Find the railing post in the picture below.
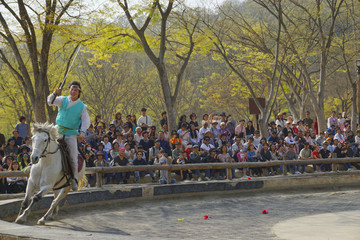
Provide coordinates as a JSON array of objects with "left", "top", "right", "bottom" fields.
[
  {"left": 167, "top": 157, "right": 172, "bottom": 184},
  {"left": 96, "top": 171, "right": 102, "bottom": 188}
]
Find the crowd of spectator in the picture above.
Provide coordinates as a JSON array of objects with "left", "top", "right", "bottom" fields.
[{"left": 1, "top": 109, "right": 360, "bottom": 192}]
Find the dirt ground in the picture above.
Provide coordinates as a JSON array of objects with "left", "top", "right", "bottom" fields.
[{"left": 24, "top": 189, "right": 360, "bottom": 239}]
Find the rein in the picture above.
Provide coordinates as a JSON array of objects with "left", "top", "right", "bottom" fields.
[{"left": 38, "top": 131, "right": 60, "bottom": 158}]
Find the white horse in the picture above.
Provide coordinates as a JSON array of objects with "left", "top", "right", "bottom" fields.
[{"left": 15, "top": 122, "right": 86, "bottom": 225}]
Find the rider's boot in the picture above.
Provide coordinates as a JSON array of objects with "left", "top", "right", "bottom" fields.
[{"left": 72, "top": 178, "right": 78, "bottom": 191}]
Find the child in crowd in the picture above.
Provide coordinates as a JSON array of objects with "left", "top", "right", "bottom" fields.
[{"left": 159, "top": 158, "right": 176, "bottom": 184}]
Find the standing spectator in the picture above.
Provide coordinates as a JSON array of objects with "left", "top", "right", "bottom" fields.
[
  {"left": 226, "top": 115, "right": 236, "bottom": 138},
  {"left": 189, "top": 113, "right": 199, "bottom": 130},
  {"left": 160, "top": 111, "right": 168, "bottom": 127},
  {"left": 112, "top": 112, "right": 124, "bottom": 131},
  {"left": 338, "top": 112, "right": 346, "bottom": 131},
  {"left": 15, "top": 116, "right": 30, "bottom": 139},
  {"left": 161, "top": 124, "right": 170, "bottom": 140},
  {"left": 177, "top": 115, "right": 188, "bottom": 130},
  {"left": 130, "top": 114, "right": 138, "bottom": 133},
  {"left": 303, "top": 111, "right": 314, "bottom": 130},
  {"left": 202, "top": 114, "right": 211, "bottom": 127},
  {"left": 327, "top": 111, "right": 338, "bottom": 128},
  {"left": 235, "top": 119, "right": 246, "bottom": 136}
]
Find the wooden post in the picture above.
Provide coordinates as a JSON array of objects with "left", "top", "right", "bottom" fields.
[
  {"left": 167, "top": 157, "right": 172, "bottom": 184},
  {"left": 227, "top": 168, "right": 232, "bottom": 180},
  {"left": 96, "top": 172, "right": 102, "bottom": 188}
]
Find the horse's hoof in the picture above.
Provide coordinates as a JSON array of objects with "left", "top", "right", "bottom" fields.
[
  {"left": 37, "top": 218, "right": 45, "bottom": 225},
  {"left": 15, "top": 216, "right": 26, "bottom": 224}
]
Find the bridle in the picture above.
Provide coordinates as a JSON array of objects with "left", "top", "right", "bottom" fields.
[{"left": 37, "top": 131, "right": 59, "bottom": 158}]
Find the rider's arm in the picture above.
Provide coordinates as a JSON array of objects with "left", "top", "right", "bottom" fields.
[
  {"left": 47, "top": 89, "right": 63, "bottom": 108},
  {"left": 80, "top": 105, "right": 91, "bottom": 134}
]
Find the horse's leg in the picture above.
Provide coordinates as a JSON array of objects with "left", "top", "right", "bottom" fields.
[
  {"left": 45, "top": 187, "right": 71, "bottom": 221},
  {"left": 17, "top": 181, "right": 35, "bottom": 217},
  {"left": 15, "top": 185, "right": 52, "bottom": 224}
]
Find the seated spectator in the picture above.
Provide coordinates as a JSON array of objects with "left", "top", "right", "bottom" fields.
[
  {"left": 210, "top": 121, "right": 219, "bottom": 141},
  {"left": 217, "top": 133, "right": 229, "bottom": 149},
  {"left": 6, "top": 160, "right": 27, "bottom": 193},
  {"left": 94, "top": 143, "right": 109, "bottom": 162},
  {"left": 101, "top": 135, "right": 112, "bottom": 154},
  {"left": 113, "top": 132, "right": 125, "bottom": 148},
  {"left": 298, "top": 142, "right": 312, "bottom": 173},
  {"left": 189, "top": 145, "right": 209, "bottom": 181},
  {"left": 124, "top": 143, "right": 135, "bottom": 164},
  {"left": 201, "top": 148, "right": 217, "bottom": 179},
  {"left": 311, "top": 145, "right": 321, "bottom": 172},
  {"left": 218, "top": 122, "right": 231, "bottom": 141},
  {"left": 4, "top": 139, "right": 18, "bottom": 156},
  {"left": 355, "top": 130, "right": 360, "bottom": 144},
  {"left": 84, "top": 152, "right": 95, "bottom": 186},
  {"left": 285, "top": 131, "right": 296, "bottom": 145},
  {"left": 334, "top": 128, "right": 345, "bottom": 142},
  {"left": 160, "top": 111, "right": 168, "bottom": 128},
  {"left": 149, "top": 140, "right": 162, "bottom": 165},
  {"left": 170, "top": 131, "right": 182, "bottom": 150},
  {"left": 200, "top": 136, "right": 215, "bottom": 153},
  {"left": 172, "top": 142, "right": 184, "bottom": 164},
  {"left": 245, "top": 121, "right": 255, "bottom": 139},
  {"left": 235, "top": 119, "right": 246, "bottom": 137},
  {"left": 162, "top": 124, "right": 170, "bottom": 140},
  {"left": 93, "top": 151, "right": 111, "bottom": 184},
  {"left": 319, "top": 143, "right": 332, "bottom": 172},
  {"left": 291, "top": 122, "right": 298, "bottom": 136},
  {"left": 199, "top": 122, "right": 210, "bottom": 141},
  {"left": 176, "top": 152, "right": 192, "bottom": 181},
  {"left": 133, "top": 151, "right": 155, "bottom": 183},
  {"left": 18, "top": 153, "right": 30, "bottom": 171},
  {"left": 284, "top": 144, "right": 298, "bottom": 174},
  {"left": 112, "top": 112, "right": 124, "bottom": 132},
  {"left": 125, "top": 134, "right": 137, "bottom": 152},
  {"left": 10, "top": 130, "right": 23, "bottom": 147},
  {"left": 113, "top": 148, "right": 131, "bottom": 184},
  {"left": 109, "top": 142, "right": 120, "bottom": 160},
  {"left": 2, "top": 155, "right": 14, "bottom": 170},
  {"left": 134, "top": 127, "right": 143, "bottom": 145},
  {"left": 106, "top": 124, "right": 117, "bottom": 143},
  {"left": 343, "top": 141, "right": 360, "bottom": 170},
  {"left": 260, "top": 143, "right": 277, "bottom": 175},
  {"left": 267, "top": 131, "right": 279, "bottom": 144},
  {"left": 218, "top": 145, "right": 234, "bottom": 179},
  {"left": 159, "top": 157, "right": 176, "bottom": 184},
  {"left": 247, "top": 144, "right": 260, "bottom": 176},
  {"left": 178, "top": 123, "right": 190, "bottom": 146},
  {"left": 178, "top": 115, "right": 188, "bottom": 130},
  {"left": 315, "top": 132, "right": 326, "bottom": 146},
  {"left": 189, "top": 123, "right": 200, "bottom": 145},
  {"left": 158, "top": 131, "right": 172, "bottom": 156},
  {"left": 23, "top": 137, "right": 32, "bottom": 152},
  {"left": 149, "top": 126, "right": 157, "bottom": 141}
]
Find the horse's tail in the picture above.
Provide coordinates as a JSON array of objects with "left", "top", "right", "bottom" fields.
[{"left": 77, "top": 163, "right": 88, "bottom": 190}]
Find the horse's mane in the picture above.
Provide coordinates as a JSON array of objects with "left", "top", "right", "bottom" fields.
[{"left": 32, "top": 122, "right": 59, "bottom": 140}]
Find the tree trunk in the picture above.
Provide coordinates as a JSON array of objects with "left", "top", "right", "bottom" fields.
[
  {"left": 258, "top": 116, "right": 268, "bottom": 138},
  {"left": 352, "top": 83, "right": 357, "bottom": 132}
]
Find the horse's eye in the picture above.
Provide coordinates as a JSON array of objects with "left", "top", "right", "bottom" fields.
[{"left": 44, "top": 139, "right": 47, "bottom": 142}]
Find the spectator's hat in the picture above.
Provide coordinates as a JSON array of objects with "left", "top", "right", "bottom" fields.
[
  {"left": 205, "top": 130, "right": 211, "bottom": 134},
  {"left": 155, "top": 139, "right": 160, "bottom": 144},
  {"left": 286, "top": 121, "right": 291, "bottom": 124},
  {"left": 220, "top": 112, "right": 226, "bottom": 116},
  {"left": 186, "top": 144, "right": 193, "bottom": 149},
  {"left": 292, "top": 122, "right": 297, "bottom": 125},
  {"left": 141, "top": 108, "right": 147, "bottom": 112},
  {"left": 340, "top": 140, "right": 345, "bottom": 144},
  {"left": 96, "top": 151, "right": 105, "bottom": 157},
  {"left": 220, "top": 122, "right": 226, "bottom": 126},
  {"left": 212, "top": 120, "right": 218, "bottom": 124},
  {"left": 193, "top": 145, "right": 199, "bottom": 148}
]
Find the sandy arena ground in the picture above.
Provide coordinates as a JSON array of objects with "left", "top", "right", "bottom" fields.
[{"left": 22, "top": 189, "right": 360, "bottom": 239}]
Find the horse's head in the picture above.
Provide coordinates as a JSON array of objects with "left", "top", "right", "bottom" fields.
[{"left": 30, "top": 122, "right": 58, "bottom": 164}]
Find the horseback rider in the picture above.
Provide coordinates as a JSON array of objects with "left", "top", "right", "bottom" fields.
[{"left": 47, "top": 81, "right": 90, "bottom": 191}]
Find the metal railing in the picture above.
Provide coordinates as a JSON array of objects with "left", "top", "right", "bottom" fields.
[{"left": 1, "top": 157, "right": 360, "bottom": 187}]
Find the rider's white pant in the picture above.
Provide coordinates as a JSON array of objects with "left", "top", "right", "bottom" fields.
[{"left": 58, "top": 134, "right": 78, "bottom": 181}]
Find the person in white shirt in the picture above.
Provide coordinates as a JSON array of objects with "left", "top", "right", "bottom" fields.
[
  {"left": 137, "top": 108, "right": 152, "bottom": 130},
  {"left": 285, "top": 132, "right": 296, "bottom": 145},
  {"left": 334, "top": 128, "right": 345, "bottom": 142},
  {"left": 200, "top": 136, "right": 214, "bottom": 152},
  {"left": 355, "top": 130, "right": 360, "bottom": 144}
]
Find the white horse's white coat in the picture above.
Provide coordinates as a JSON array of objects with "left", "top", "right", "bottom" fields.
[{"left": 15, "top": 122, "right": 86, "bottom": 225}]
